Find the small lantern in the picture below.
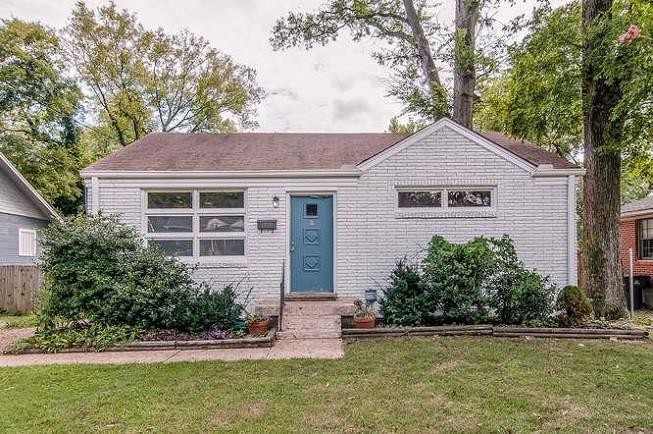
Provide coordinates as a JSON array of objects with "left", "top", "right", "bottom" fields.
[
  {"left": 364, "top": 288, "right": 378, "bottom": 305},
  {"left": 272, "top": 196, "right": 280, "bottom": 208}
]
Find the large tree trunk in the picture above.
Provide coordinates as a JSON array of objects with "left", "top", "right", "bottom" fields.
[
  {"left": 580, "top": 0, "right": 627, "bottom": 317},
  {"left": 453, "top": 0, "right": 480, "bottom": 129},
  {"left": 402, "top": 0, "right": 448, "bottom": 120}
]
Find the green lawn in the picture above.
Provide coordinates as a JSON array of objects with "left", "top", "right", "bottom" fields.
[
  {"left": 1, "top": 337, "right": 652, "bottom": 433},
  {"left": 0, "top": 314, "right": 37, "bottom": 329}
]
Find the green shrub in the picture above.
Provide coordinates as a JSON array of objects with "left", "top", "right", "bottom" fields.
[
  {"left": 484, "top": 237, "right": 557, "bottom": 325},
  {"left": 32, "top": 323, "right": 142, "bottom": 353},
  {"left": 381, "top": 235, "right": 558, "bottom": 327},
  {"left": 422, "top": 236, "right": 496, "bottom": 324},
  {"left": 380, "top": 259, "right": 433, "bottom": 326},
  {"left": 556, "top": 285, "right": 592, "bottom": 325},
  {"left": 40, "top": 214, "right": 246, "bottom": 333}
]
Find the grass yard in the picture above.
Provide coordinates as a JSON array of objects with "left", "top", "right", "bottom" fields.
[
  {"left": 0, "top": 314, "right": 38, "bottom": 329},
  {"left": 1, "top": 337, "right": 652, "bottom": 433}
]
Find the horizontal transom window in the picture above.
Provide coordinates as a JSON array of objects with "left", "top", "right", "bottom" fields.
[
  {"left": 397, "top": 187, "right": 494, "bottom": 209},
  {"left": 144, "top": 190, "right": 246, "bottom": 259}
]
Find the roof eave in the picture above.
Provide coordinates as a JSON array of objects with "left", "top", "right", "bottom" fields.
[
  {"left": 80, "top": 168, "right": 364, "bottom": 179},
  {"left": 531, "top": 164, "right": 585, "bottom": 177}
]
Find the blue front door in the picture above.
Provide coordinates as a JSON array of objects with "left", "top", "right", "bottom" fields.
[{"left": 290, "top": 195, "right": 334, "bottom": 292}]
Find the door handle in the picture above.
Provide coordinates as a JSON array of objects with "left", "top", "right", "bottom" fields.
[{"left": 290, "top": 241, "right": 295, "bottom": 252}]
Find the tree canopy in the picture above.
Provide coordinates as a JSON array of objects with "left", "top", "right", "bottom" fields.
[
  {"left": 0, "top": 2, "right": 264, "bottom": 214},
  {"left": 475, "top": 0, "right": 653, "bottom": 202},
  {"left": 0, "top": 18, "right": 84, "bottom": 213}
]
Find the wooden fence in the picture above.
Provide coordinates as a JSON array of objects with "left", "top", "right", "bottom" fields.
[{"left": 0, "top": 265, "right": 42, "bottom": 313}]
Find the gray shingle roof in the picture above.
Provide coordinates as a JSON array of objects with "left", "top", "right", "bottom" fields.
[{"left": 622, "top": 195, "right": 653, "bottom": 214}]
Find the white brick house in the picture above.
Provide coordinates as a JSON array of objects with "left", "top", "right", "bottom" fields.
[{"left": 81, "top": 119, "right": 583, "bottom": 305}]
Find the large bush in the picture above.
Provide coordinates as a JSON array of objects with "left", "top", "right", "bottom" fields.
[
  {"left": 380, "top": 258, "right": 433, "bottom": 326},
  {"left": 422, "top": 236, "right": 496, "bottom": 324},
  {"left": 381, "top": 235, "right": 558, "bottom": 326},
  {"left": 40, "top": 214, "right": 246, "bottom": 332}
]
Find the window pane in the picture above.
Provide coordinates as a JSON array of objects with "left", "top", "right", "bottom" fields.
[
  {"left": 149, "top": 239, "right": 193, "bottom": 257},
  {"left": 200, "top": 239, "right": 245, "bottom": 256},
  {"left": 448, "top": 190, "right": 492, "bottom": 207},
  {"left": 148, "top": 192, "right": 192, "bottom": 209},
  {"left": 305, "top": 203, "right": 318, "bottom": 217},
  {"left": 642, "top": 240, "right": 653, "bottom": 259},
  {"left": 200, "top": 192, "right": 244, "bottom": 208},
  {"left": 148, "top": 216, "right": 192, "bottom": 233},
  {"left": 398, "top": 191, "right": 442, "bottom": 208},
  {"left": 200, "top": 216, "right": 244, "bottom": 232}
]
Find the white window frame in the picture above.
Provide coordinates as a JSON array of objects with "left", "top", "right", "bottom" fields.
[
  {"left": 396, "top": 186, "right": 497, "bottom": 212},
  {"left": 142, "top": 189, "right": 247, "bottom": 262},
  {"left": 18, "top": 229, "right": 37, "bottom": 257}
]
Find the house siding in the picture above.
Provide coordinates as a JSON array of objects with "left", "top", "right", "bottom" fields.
[
  {"left": 91, "top": 125, "right": 574, "bottom": 305},
  {"left": 0, "top": 163, "right": 44, "bottom": 218},
  {"left": 0, "top": 212, "right": 48, "bottom": 264}
]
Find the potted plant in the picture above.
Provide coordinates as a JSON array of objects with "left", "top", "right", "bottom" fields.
[
  {"left": 353, "top": 299, "right": 376, "bottom": 329},
  {"left": 246, "top": 313, "right": 271, "bottom": 335}
]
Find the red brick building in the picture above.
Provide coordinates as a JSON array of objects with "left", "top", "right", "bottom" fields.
[{"left": 620, "top": 195, "right": 653, "bottom": 307}]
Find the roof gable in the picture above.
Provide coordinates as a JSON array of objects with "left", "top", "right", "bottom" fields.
[{"left": 0, "top": 152, "right": 59, "bottom": 220}]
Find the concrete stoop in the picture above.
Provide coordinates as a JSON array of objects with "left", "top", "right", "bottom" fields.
[{"left": 277, "top": 314, "right": 342, "bottom": 340}]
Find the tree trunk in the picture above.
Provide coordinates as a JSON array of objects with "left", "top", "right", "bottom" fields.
[
  {"left": 453, "top": 0, "right": 480, "bottom": 129},
  {"left": 580, "top": 0, "right": 627, "bottom": 317},
  {"left": 402, "top": 0, "right": 448, "bottom": 120}
]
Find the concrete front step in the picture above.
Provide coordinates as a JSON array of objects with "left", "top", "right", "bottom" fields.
[
  {"left": 282, "top": 315, "right": 341, "bottom": 331},
  {"left": 256, "top": 297, "right": 357, "bottom": 317},
  {"left": 276, "top": 330, "right": 342, "bottom": 340}
]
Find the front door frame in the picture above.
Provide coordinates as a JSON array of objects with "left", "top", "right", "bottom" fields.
[{"left": 286, "top": 190, "right": 337, "bottom": 294}]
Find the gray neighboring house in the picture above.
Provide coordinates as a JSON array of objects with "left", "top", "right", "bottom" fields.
[{"left": 0, "top": 152, "right": 59, "bottom": 264}]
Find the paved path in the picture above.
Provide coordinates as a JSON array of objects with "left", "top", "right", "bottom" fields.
[
  {"left": 0, "top": 338, "right": 344, "bottom": 367},
  {"left": 0, "top": 327, "right": 35, "bottom": 354}
]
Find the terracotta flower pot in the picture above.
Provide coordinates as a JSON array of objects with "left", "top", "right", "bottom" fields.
[
  {"left": 354, "top": 317, "right": 376, "bottom": 329},
  {"left": 248, "top": 319, "right": 270, "bottom": 336}
]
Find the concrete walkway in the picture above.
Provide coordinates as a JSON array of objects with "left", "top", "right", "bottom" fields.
[{"left": 0, "top": 338, "right": 344, "bottom": 367}]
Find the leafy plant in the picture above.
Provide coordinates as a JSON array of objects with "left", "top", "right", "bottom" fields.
[
  {"left": 245, "top": 313, "right": 268, "bottom": 325},
  {"left": 422, "top": 235, "right": 497, "bottom": 325},
  {"left": 39, "top": 214, "right": 246, "bottom": 333},
  {"left": 31, "top": 322, "right": 141, "bottom": 353},
  {"left": 380, "top": 258, "right": 433, "bottom": 326},
  {"left": 381, "top": 235, "right": 557, "bottom": 327},
  {"left": 556, "top": 285, "right": 593, "bottom": 326},
  {"left": 353, "top": 299, "right": 376, "bottom": 319}
]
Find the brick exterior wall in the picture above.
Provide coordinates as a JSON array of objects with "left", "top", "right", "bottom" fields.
[
  {"left": 89, "top": 124, "right": 576, "bottom": 305},
  {"left": 620, "top": 213, "right": 653, "bottom": 277}
]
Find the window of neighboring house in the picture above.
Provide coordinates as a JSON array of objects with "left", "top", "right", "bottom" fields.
[
  {"left": 397, "top": 187, "right": 494, "bottom": 209},
  {"left": 18, "top": 229, "right": 36, "bottom": 257},
  {"left": 638, "top": 218, "right": 653, "bottom": 259},
  {"left": 145, "top": 190, "right": 246, "bottom": 259}
]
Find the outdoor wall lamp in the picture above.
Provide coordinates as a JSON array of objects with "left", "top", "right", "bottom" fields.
[{"left": 272, "top": 196, "right": 280, "bottom": 208}]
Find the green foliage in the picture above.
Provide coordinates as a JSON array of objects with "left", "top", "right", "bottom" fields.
[
  {"left": 381, "top": 235, "right": 558, "bottom": 326},
  {"left": 475, "top": 0, "right": 653, "bottom": 202},
  {"left": 556, "top": 285, "right": 593, "bottom": 326},
  {"left": 380, "top": 258, "right": 432, "bottom": 326},
  {"left": 423, "top": 235, "right": 496, "bottom": 324},
  {"left": 31, "top": 322, "right": 141, "bottom": 353},
  {"left": 65, "top": 2, "right": 263, "bottom": 148},
  {"left": 0, "top": 18, "right": 84, "bottom": 212},
  {"left": 40, "top": 213, "right": 246, "bottom": 333}
]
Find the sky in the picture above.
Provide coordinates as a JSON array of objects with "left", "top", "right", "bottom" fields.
[{"left": 0, "top": 0, "right": 567, "bottom": 133}]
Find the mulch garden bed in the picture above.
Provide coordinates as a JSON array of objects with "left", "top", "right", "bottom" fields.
[{"left": 8, "top": 328, "right": 277, "bottom": 354}]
